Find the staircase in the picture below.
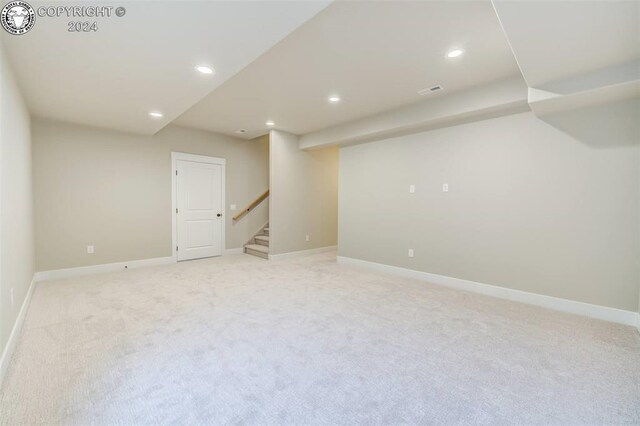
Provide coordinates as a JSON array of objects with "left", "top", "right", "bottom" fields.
[{"left": 244, "top": 224, "right": 269, "bottom": 259}]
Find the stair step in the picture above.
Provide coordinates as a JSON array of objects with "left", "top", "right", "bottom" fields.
[
  {"left": 255, "top": 235, "right": 269, "bottom": 246},
  {"left": 245, "top": 244, "right": 268, "bottom": 253},
  {"left": 245, "top": 244, "right": 269, "bottom": 259}
]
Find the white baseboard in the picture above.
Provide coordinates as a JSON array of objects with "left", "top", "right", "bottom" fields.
[
  {"left": 224, "top": 248, "right": 244, "bottom": 255},
  {"left": 35, "top": 249, "right": 252, "bottom": 281},
  {"left": 35, "top": 256, "right": 176, "bottom": 282},
  {"left": 269, "top": 245, "right": 337, "bottom": 261},
  {"left": 0, "top": 274, "right": 36, "bottom": 388},
  {"left": 337, "top": 256, "right": 638, "bottom": 327}
]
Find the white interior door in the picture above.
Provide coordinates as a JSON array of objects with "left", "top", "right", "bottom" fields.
[{"left": 176, "top": 159, "right": 223, "bottom": 261}]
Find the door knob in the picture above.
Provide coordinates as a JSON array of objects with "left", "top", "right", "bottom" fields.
[{"left": 217, "top": 213, "right": 222, "bottom": 217}]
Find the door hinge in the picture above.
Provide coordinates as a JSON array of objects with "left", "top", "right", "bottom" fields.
[
  {"left": 176, "top": 170, "right": 178, "bottom": 176},
  {"left": 176, "top": 246, "right": 179, "bottom": 252},
  {"left": 176, "top": 208, "right": 178, "bottom": 214}
]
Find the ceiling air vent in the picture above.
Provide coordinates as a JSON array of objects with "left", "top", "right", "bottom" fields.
[
  {"left": 235, "top": 129, "right": 247, "bottom": 134},
  {"left": 418, "top": 85, "right": 443, "bottom": 96}
]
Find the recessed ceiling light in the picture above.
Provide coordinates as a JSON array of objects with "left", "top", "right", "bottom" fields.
[
  {"left": 328, "top": 96, "right": 341, "bottom": 103},
  {"left": 149, "top": 111, "right": 163, "bottom": 118},
  {"left": 196, "top": 65, "right": 214, "bottom": 75},
  {"left": 447, "top": 49, "right": 464, "bottom": 58},
  {"left": 265, "top": 120, "right": 275, "bottom": 126},
  {"left": 235, "top": 129, "right": 247, "bottom": 134}
]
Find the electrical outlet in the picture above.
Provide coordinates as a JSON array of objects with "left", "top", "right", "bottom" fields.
[
  {"left": 87, "top": 245, "right": 94, "bottom": 254},
  {"left": 305, "top": 235, "right": 310, "bottom": 242},
  {"left": 408, "top": 249, "right": 414, "bottom": 258},
  {"left": 409, "top": 184, "right": 415, "bottom": 193},
  {"left": 230, "top": 204, "right": 237, "bottom": 211},
  {"left": 10, "top": 288, "right": 14, "bottom": 306},
  {"left": 442, "top": 183, "right": 449, "bottom": 192}
]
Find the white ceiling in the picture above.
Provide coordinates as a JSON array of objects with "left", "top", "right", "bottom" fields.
[
  {"left": 2, "top": 1, "right": 330, "bottom": 134},
  {"left": 6, "top": 1, "right": 633, "bottom": 140},
  {"left": 175, "top": 1, "right": 521, "bottom": 139},
  {"left": 493, "top": 1, "right": 640, "bottom": 88}
]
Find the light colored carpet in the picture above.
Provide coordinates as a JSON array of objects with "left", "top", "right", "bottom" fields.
[{"left": 1, "top": 252, "right": 639, "bottom": 425}]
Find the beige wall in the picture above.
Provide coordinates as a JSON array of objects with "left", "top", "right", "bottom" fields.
[
  {"left": 33, "top": 119, "right": 269, "bottom": 271},
  {"left": 269, "top": 130, "right": 338, "bottom": 255},
  {"left": 0, "top": 41, "right": 35, "bottom": 355},
  {"left": 338, "top": 107, "right": 639, "bottom": 312}
]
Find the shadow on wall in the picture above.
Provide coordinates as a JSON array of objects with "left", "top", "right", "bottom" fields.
[{"left": 540, "top": 98, "right": 640, "bottom": 149}]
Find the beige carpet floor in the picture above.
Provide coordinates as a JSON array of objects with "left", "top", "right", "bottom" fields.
[{"left": 0, "top": 252, "right": 639, "bottom": 425}]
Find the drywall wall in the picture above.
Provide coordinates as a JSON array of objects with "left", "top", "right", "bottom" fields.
[
  {"left": 338, "top": 106, "right": 639, "bottom": 312},
  {"left": 0, "top": 41, "right": 35, "bottom": 355},
  {"left": 269, "top": 130, "right": 338, "bottom": 255},
  {"left": 32, "top": 119, "right": 269, "bottom": 271}
]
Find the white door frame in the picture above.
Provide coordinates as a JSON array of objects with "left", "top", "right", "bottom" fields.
[{"left": 171, "top": 152, "right": 226, "bottom": 261}]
